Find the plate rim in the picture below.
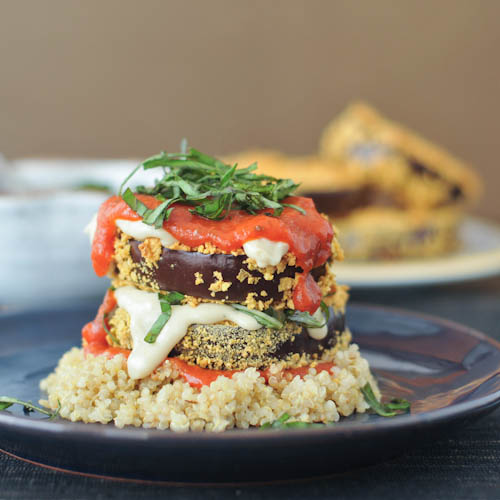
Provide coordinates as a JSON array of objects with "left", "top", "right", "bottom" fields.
[
  {"left": 1, "top": 303, "right": 500, "bottom": 444},
  {"left": 335, "top": 216, "right": 500, "bottom": 288}
]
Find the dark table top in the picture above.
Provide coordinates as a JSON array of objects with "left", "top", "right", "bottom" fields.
[{"left": 1, "top": 276, "right": 500, "bottom": 500}]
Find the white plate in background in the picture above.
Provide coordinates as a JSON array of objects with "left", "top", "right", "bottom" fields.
[{"left": 335, "top": 217, "right": 500, "bottom": 288}]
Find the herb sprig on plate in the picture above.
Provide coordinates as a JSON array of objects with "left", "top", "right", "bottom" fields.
[
  {"left": 360, "top": 383, "right": 411, "bottom": 417},
  {"left": 260, "top": 413, "right": 328, "bottom": 429},
  {"left": 0, "top": 396, "right": 61, "bottom": 419},
  {"left": 119, "top": 146, "right": 303, "bottom": 226}
]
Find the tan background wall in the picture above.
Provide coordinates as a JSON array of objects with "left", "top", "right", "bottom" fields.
[{"left": 0, "top": 0, "right": 499, "bottom": 216}]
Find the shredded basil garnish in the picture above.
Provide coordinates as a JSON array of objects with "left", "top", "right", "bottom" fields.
[
  {"left": 320, "top": 300, "right": 330, "bottom": 323},
  {"left": 231, "top": 304, "right": 284, "bottom": 329},
  {"left": 286, "top": 310, "right": 324, "bottom": 328},
  {"left": 361, "top": 383, "right": 411, "bottom": 417},
  {"left": 0, "top": 397, "right": 61, "bottom": 419},
  {"left": 102, "top": 312, "right": 119, "bottom": 346},
  {"left": 285, "top": 301, "right": 330, "bottom": 328},
  {"left": 281, "top": 203, "right": 306, "bottom": 215},
  {"left": 260, "top": 413, "right": 328, "bottom": 429},
  {"left": 119, "top": 145, "right": 302, "bottom": 224},
  {"left": 230, "top": 304, "right": 330, "bottom": 330},
  {"left": 144, "top": 292, "right": 185, "bottom": 344}
]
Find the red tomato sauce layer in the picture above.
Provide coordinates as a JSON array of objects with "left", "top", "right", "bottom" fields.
[
  {"left": 91, "top": 194, "right": 333, "bottom": 313},
  {"left": 170, "top": 358, "right": 335, "bottom": 389},
  {"left": 82, "top": 289, "right": 130, "bottom": 359}
]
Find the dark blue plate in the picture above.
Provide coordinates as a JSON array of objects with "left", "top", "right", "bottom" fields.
[{"left": 1, "top": 304, "right": 499, "bottom": 484}]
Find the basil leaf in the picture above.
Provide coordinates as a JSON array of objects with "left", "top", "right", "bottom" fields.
[
  {"left": 231, "top": 304, "right": 283, "bottom": 329},
  {"left": 268, "top": 308, "right": 286, "bottom": 324},
  {"left": 220, "top": 164, "right": 237, "bottom": 187},
  {"left": 385, "top": 399, "right": 411, "bottom": 412},
  {"left": 102, "top": 313, "right": 119, "bottom": 346},
  {"left": 142, "top": 198, "right": 172, "bottom": 226},
  {"left": 320, "top": 301, "right": 330, "bottom": 324},
  {"left": 122, "top": 188, "right": 150, "bottom": 216},
  {"left": 281, "top": 203, "right": 306, "bottom": 215},
  {"left": 260, "top": 413, "right": 329, "bottom": 430},
  {"left": 144, "top": 303, "right": 171, "bottom": 344},
  {"left": 164, "top": 291, "right": 185, "bottom": 304},
  {"left": 189, "top": 147, "right": 226, "bottom": 169},
  {"left": 143, "top": 292, "right": 185, "bottom": 343},
  {"left": 361, "top": 383, "right": 411, "bottom": 417},
  {"left": 286, "top": 310, "right": 326, "bottom": 328},
  {"left": 260, "top": 413, "right": 291, "bottom": 429}
]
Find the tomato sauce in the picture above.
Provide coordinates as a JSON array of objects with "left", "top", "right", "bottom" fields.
[
  {"left": 91, "top": 194, "right": 333, "bottom": 312},
  {"left": 292, "top": 273, "right": 324, "bottom": 314},
  {"left": 82, "top": 289, "right": 130, "bottom": 359},
  {"left": 168, "top": 358, "right": 240, "bottom": 388},
  {"left": 166, "top": 358, "right": 334, "bottom": 388}
]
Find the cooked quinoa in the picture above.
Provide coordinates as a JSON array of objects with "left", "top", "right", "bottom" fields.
[{"left": 40, "top": 344, "right": 378, "bottom": 432}]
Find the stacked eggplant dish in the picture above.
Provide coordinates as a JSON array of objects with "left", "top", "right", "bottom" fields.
[{"left": 40, "top": 148, "right": 381, "bottom": 431}]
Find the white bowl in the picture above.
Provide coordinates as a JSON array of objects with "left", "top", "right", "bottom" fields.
[{"left": 0, "top": 157, "right": 160, "bottom": 308}]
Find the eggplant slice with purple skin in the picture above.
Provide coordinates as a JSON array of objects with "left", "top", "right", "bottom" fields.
[{"left": 124, "top": 240, "right": 327, "bottom": 302}]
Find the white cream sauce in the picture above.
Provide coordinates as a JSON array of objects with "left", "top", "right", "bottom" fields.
[
  {"left": 306, "top": 308, "right": 328, "bottom": 340},
  {"left": 243, "top": 238, "right": 289, "bottom": 267},
  {"left": 115, "top": 219, "right": 178, "bottom": 247},
  {"left": 114, "top": 286, "right": 261, "bottom": 379}
]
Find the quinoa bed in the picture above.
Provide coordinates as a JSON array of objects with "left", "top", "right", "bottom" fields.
[{"left": 40, "top": 344, "right": 378, "bottom": 432}]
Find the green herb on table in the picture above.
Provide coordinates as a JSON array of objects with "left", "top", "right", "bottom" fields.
[
  {"left": 361, "top": 383, "right": 411, "bottom": 417},
  {"left": 144, "top": 291, "right": 185, "bottom": 343},
  {"left": 231, "top": 304, "right": 284, "bottom": 329},
  {"left": 0, "top": 397, "right": 60, "bottom": 419},
  {"left": 119, "top": 145, "right": 302, "bottom": 225}
]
